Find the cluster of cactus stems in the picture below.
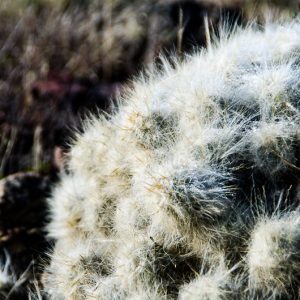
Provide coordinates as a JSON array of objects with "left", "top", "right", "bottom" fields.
[{"left": 43, "top": 20, "right": 300, "bottom": 299}]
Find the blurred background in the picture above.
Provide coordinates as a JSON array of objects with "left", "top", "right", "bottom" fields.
[{"left": 0, "top": 0, "right": 299, "bottom": 298}]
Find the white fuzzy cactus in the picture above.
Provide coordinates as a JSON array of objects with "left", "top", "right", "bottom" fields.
[{"left": 44, "top": 19, "right": 300, "bottom": 299}]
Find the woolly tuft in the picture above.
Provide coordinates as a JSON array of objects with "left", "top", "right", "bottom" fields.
[{"left": 44, "top": 19, "right": 300, "bottom": 299}]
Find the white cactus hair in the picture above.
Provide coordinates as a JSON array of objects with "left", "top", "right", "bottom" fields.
[
  {"left": 178, "top": 256, "right": 241, "bottom": 300},
  {"left": 43, "top": 17, "right": 300, "bottom": 299},
  {"left": 248, "top": 212, "right": 300, "bottom": 298},
  {"left": 0, "top": 250, "right": 30, "bottom": 298},
  {"left": 0, "top": 251, "right": 15, "bottom": 298}
]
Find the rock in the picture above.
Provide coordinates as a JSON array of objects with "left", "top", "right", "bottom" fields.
[
  {"left": 0, "top": 172, "right": 51, "bottom": 298},
  {"left": 0, "top": 172, "right": 50, "bottom": 232}
]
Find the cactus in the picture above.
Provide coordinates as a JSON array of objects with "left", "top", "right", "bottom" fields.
[{"left": 44, "top": 19, "right": 300, "bottom": 299}]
